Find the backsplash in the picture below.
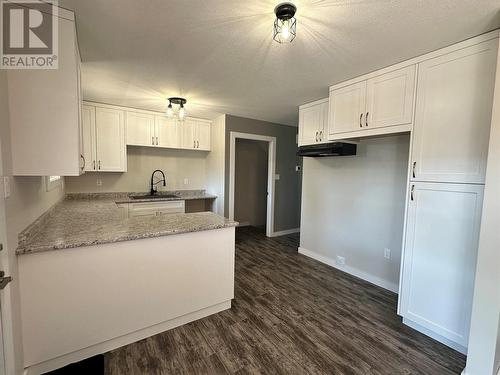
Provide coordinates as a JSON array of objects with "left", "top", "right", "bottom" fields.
[{"left": 65, "top": 146, "right": 208, "bottom": 193}]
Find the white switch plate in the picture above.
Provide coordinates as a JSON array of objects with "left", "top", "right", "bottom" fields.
[
  {"left": 3, "top": 176, "right": 10, "bottom": 198},
  {"left": 336, "top": 256, "right": 346, "bottom": 267},
  {"left": 384, "top": 248, "right": 391, "bottom": 259}
]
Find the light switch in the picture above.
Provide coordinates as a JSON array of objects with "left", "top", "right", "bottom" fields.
[{"left": 3, "top": 177, "right": 10, "bottom": 198}]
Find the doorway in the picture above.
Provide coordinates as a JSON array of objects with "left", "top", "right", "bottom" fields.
[{"left": 229, "top": 132, "right": 276, "bottom": 237}]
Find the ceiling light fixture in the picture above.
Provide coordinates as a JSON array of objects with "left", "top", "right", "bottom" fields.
[
  {"left": 273, "top": 2, "right": 297, "bottom": 44},
  {"left": 166, "top": 97, "right": 187, "bottom": 121}
]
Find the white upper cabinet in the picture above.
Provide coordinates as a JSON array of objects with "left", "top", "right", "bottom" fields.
[
  {"left": 82, "top": 104, "right": 127, "bottom": 172},
  {"left": 328, "top": 81, "right": 367, "bottom": 135},
  {"left": 196, "top": 121, "right": 211, "bottom": 151},
  {"left": 180, "top": 119, "right": 211, "bottom": 150},
  {"left": 411, "top": 39, "right": 498, "bottom": 184},
  {"left": 82, "top": 105, "right": 96, "bottom": 172},
  {"left": 8, "top": 9, "right": 83, "bottom": 176},
  {"left": 399, "top": 182, "right": 484, "bottom": 349},
  {"left": 126, "top": 112, "right": 155, "bottom": 147},
  {"left": 155, "top": 117, "right": 179, "bottom": 148},
  {"left": 327, "top": 66, "right": 416, "bottom": 140},
  {"left": 365, "top": 66, "right": 416, "bottom": 129},
  {"left": 298, "top": 99, "right": 328, "bottom": 146}
]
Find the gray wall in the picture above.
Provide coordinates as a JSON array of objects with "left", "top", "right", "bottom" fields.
[
  {"left": 234, "top": 139, "right": 268, "bottom": 227},
  {"left": 300, "top": 135, "right": 410, "bottom": 292},
  {"left": 224, "top": 115, "right": 301, "bottom": 232}
]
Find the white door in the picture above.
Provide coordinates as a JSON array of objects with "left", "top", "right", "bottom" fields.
[
  {"left": 81, "top": 105, "right": 96, "bottom": 172},
  {"left": 411, "top": 39, "right": 498, "bottom": 184},
  {"left": 155, "top": 116, "right": 179, "bottom": 148},
  {"left": 95, "top": 107, "right": 126, "bottom": 172},
  {"left": 328, "top": 81, "right": 367, "bottom": 135},
  {"left": 180, "top": 119, "right": 196, "bottom": 149},
  {"left": 365, "top": 65, "right": 416, "bottom": 129},
  {"left": 196, "top": 121, "right": 211, "bottom": 151},
  {"left": 399, "top": 182, "right": 484, "bottom": 347},
  {"left": 299, "top": 104, "right": 322, "bottom": 146},
  {"left": 126, "top": 112, "right": 155, "bottom": 147}
]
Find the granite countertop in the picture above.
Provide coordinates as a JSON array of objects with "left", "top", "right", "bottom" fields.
[
  {"left": 17, "top": 193, "right": 236, "bottom": 255},
  {"left": 65, "top": 190, "right": 218, "bottom": 204}
]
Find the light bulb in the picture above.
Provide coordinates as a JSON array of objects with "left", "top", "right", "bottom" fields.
[
  {"left": 178, "top": 105, "right": 186, "bottom": 121},
  {"left": 166, "top": 103, "right": 173, "bottom": 118},
  {"left": 281, "top": 20, "right": 290, "bottom": 41}
]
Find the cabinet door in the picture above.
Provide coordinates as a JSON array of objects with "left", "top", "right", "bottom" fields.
[
  {"left": 399, "top": 182, "right": 484, "bottom": 347},
  {"left": 411, "top": 40, "right": 498, "bottom": 184},
  {"left": 365, "top": 66, "right": 416, "bottom": 129},
  {"left": 95, "top": 107, "right": 127, "bottom": 172},
  {"left": 126, "top": 112, "right": 155, "bottom": 147},
  {"left": 155, "top": 116, "right": 179, "bottom": 148},
  {"left": 81, "top": 105, "right": 96, "bottom": 172},
  {"left": 180, "top": 119, "right": 197, "bottom": 149},
  {"left": 196, "top": 121, "right": 211, "bottom": 151},
  {"left": 299, "top": 103, "right": 322, "bottom": 146},
  {"left": 328, "top": 81, "right": 367, "bottom": 135}
]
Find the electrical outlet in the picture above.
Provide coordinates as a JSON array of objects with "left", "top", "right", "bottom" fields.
[
  {"left": 96, "top": 178, "right": 102, "bottom": 186},
  {"left": 184, "top": 178, "right": 189, "bottom": 185},
  {"left": 275, "top": 174, "right": 280, "bottom": 180},
  {"left": 384, "top": 248, "right": 391, "bottom": 260},
  {"left": 3, "top": 176, "right": 10, "bottom": 198},
  {"left": 336, "top": 256, "right": 346, "bottom": 267}
]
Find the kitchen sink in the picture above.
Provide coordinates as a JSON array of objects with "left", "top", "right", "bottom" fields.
[{"left": 130, "top": 194, "right": 180, "bottom": 200}]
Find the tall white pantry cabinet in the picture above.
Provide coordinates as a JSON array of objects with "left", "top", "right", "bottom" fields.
[
  {"left": 398, "top": 37, "right": 497, "bottom": 353},
  {"left": 298, "top": 31, "right": 499, "bottom": 353}
]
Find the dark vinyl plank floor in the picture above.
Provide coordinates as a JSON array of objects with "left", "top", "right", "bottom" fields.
[{"left": 105, "top": 227, "right": 466, "bottom": 375}]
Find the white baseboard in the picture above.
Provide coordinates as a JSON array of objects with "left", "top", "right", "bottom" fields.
[
  {"left": 403, "top": 318, "right": 467, "bottom": 355},
  {"left": 270, "top": 228, "right": 300, "bottom": 237},
  {"left": 24, "top": 300, "right": 231, "bottom": 375},
  {"left": 298, "top": 247, "right": 399, "bottom": 293}
]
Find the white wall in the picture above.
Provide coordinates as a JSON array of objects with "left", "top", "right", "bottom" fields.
[
  {"left": 464, "top": 40, "right": 500, "bottom": 375},
  {"left": 0, "top": 71, "right": 66, "bottom": 374},
  {"left": 206, "top": 115, "right": 226, "bottom": 216},
  {"left": 299, "top": 134, "right": 410, "bottom": 292},
  {"left": 65, "top": 146, "right": 208, "bottom": 193}
]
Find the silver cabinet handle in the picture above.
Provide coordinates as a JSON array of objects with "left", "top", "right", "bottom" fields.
[
  {"left": 156, "top": 137, "right": 159, "bottom": 145},
  {"left": 319, "top": 131, "right": 323, "bottom": 141},
  {"left": 366, "top": 112, "right": 369, "bottom": 127},
  {"left": 193, "top": 140, "right": 196, "bottom": 148},
  {"left": 80, "top": 154, "right": 85, "bottom": 171},
  {"left": 152, "top": 136, "right": 155, "bottom": 146},
  {"left": 412, "top": 162, "right": 416, "bottom": 178},
  {"left": 315, "top": 131, "right": 318, "bottom": 142},
  {"left": 359, "top": 113, "right": 363, "bottom": 128},
  {"left": 93, "top": 160, "right": 96, "bottom": 170},
  {"left": 98, "top": 160, "right": 101, "bottom": 170},
  {"left": 197, "top": 141, "right": 199, "bottom": 148},
  {"left": 410, "top": 185, "right": 415, "bottom": 201}
]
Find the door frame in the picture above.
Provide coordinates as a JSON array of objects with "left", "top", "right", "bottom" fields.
[{"left": 228, "top": 132, "right": 276, "bottom": 237}]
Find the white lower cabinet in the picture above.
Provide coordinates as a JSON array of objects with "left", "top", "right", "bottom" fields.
[
  {"left": 127, "top": 200, "right": 185, "bottom": 218},
  {"left": 399, "top": 182, "right": 484, "bottom": 350},
  {"left": 82, "top": 104, "right": 127, "bottom": 172}
]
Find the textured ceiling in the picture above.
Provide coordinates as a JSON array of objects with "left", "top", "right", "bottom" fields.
[{"left": 60, "top": 0, "right": 500, "bottom": 126}]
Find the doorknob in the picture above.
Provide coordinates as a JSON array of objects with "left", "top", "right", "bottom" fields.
[{"left": 0, "top": 271, "right": 12, "bottom": 290}]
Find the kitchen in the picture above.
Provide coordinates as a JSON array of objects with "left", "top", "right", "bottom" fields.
[{"left": 0, "top": 1, "right": 499, "bottom": 375}]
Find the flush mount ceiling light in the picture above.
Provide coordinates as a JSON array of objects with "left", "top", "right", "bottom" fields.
[
  {"left": 166, "top": 97, "right": 187, "bottom": 121},
  {"left": 273, "top": 2, "right": 297, "bottom": 44}
]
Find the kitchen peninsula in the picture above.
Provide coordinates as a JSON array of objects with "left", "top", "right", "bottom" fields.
[{"left": 16, "top": 193, "right": 237, "bottom": 375}]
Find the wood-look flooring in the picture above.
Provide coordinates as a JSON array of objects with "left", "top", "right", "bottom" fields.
[{"left": 105, "top": 227, "right": 466, "bottom": 375}]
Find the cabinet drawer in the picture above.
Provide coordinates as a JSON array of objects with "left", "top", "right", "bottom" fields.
[{"left": 128, "top": 200, "right": 186, "bottom": 217}]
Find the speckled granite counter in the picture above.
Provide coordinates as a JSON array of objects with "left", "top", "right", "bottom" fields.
[
  {"left": 17, "top": 194, "right": 236, "bottom": 255},
  {"left": 66, "top": 190, "right": 218, "bottom": 204}
]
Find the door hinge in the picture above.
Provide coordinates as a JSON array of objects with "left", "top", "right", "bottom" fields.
[{"left": 0, "top": 271, "right": 12, "bottom": 290}]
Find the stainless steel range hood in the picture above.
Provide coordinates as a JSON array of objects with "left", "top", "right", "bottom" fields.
[{"left": 297, "top": 142, "right": 357, "bottom": 157}]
